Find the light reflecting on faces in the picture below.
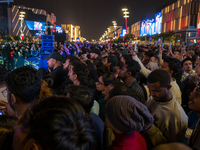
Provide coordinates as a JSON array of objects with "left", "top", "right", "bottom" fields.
[
  {"left": 182, "top": 60, "right": 193, "bottom": 73},
  {"left": 147, "top": 82, "right": 168, "bottom": 102}
]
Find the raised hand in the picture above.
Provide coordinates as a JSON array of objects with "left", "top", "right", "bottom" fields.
[{"left": 0, "top": 100, "right": 16, "bottom": 117}]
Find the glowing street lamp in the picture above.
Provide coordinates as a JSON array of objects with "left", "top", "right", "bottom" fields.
[
  {"left": 19, "top": 11, "right": 25, "bottom": 40},
  {"left": 112, "top": 21, "right": 117, "bottom": 39},
  {"left": 105, "top": 31, "right": 108, "bottom": 39},
  {"left": 122, "top": 8, "right": 129, "bottom": 31},
  {"left": 107, "top": 28, "right": 111, "bottom": 38}
]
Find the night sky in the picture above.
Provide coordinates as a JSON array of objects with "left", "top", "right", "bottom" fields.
[{"left": 13, "top": 0, "right": 177, "bottom": 40}]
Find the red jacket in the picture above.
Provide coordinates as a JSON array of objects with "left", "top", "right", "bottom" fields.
[
  {"left": 9, "top": 49, "right": 14, "bottom": 57},
  {"left": 109, "top": 131, "right": 147, "bottom": 150}
]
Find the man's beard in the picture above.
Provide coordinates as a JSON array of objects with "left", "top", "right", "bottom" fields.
[{"left": 48, "top": 67, "right": 53, "bottom": 72}]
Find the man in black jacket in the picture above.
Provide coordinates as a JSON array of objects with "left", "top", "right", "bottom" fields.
[{"left": 44, "top": 52, "right": 65, "bottom": 92}]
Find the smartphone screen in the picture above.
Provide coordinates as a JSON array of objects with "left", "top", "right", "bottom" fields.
[
  {"left": 0, "top": 110, "right": 2, "bottom": 115},
  {"left": 162, "top": 43, "right": 164, "bottom": 47},
  {"left": 134, "top": 44, "right": 137, "bottom": 51},
  {"left": 169, "top": 43, "right": 171, "bottom": 47}
]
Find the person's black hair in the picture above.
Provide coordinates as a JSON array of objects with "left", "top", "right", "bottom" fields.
[
  {"left": 125, "top": 60, "right": 141, "bottom": 78},
  {"left": 42, "top": 75, "right": 54, "bottom": 88},
  {"left": 67, "top": 56, "right": 80, "bottom": 65},
  {"left": 0, "top": 64, "right": 7, "bottom": 85},
  {"left": 108, "top": 80, "right": 131, "bottom": 100},
  {"left": 164, "top": 57, "right": 182, "bottom": 78},
  {"left": 108, "top": 55, "right": 118, "bottom": 73},
  {"left": 181, "top": 57, "right": 193, "bottom": 67},
  {"left": 21, "top": 96, "right": 96, "bottom": 150},
  {"left": 145, "top": 51, "right": 153, "bottom": 57},
  {"left": 147, "top": 69, "right": 170, "bottom": 88},
  {"left": 117, "top": 60, "right": 124, "bottom": 69},
  {"left": 122, "top": 54, "right": 132, "bottom": 64},
  {"left": 38, "top": 68, "right": 48, "bottom": 78},
  {"left": 0, "top": 115, "right": 18, "bottom": 150},
  {"left": 72, "top": 62, "right": 96, "bottom": 89},
  {"left": 174, "top": 50, "right": 181, "bottom": 55},
  {"left": 102, "top": 73, "right": 115, "bottom": 86},
  {"left": 95, "top": 60, "right": 107, "bottom": 77},
  {"left": 5, "top": 66, "right": 41, "bottom": 104},
  {"left": 137, "top": 52, "right": 144, "bottom": 61},
  {"left": 65, "top": 85, "right": 94, "bottom": 113},
  {"left": 92, "top": 57, "right": 102, "bottom": 67},
  {"left": 192, "top": 54, "right": 199, "bottom": 63}
]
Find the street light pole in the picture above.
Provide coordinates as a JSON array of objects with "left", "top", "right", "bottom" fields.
[
  {"left": 122, "top": 8, "right": 129, "bottom": 31},
  {"left": 112, "top": 21, "right": 117, "bottom": 39},
  {"left": 19, "top": 11, "right": 25, "bottom": 40},
  {"left": 107, "top": 28, "right": 110, "bottom": 42},
  {"left": 122, "top": 8, "right": 129, "bottom": 42}
]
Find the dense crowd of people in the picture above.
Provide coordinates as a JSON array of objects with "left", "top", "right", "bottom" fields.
[{"left": 0, "top": 40, "right": 200, "bottom": 150}]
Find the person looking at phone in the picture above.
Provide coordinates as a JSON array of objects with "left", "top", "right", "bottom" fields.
[{"left": 0, "top": 66, "right": 41, "bottom": 117}]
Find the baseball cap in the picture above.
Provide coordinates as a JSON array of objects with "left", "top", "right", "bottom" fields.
[{"left": 44, "top": 52, "right": 62, "bottom": 61}]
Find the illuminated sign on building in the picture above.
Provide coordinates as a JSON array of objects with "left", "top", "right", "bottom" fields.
[
  {"left": 56, "top": 26, "right": 62, "bottom": 33},
  {"left": 197, "top": 23, "right": 200, "bottom": 37},
  {"left": 139, "top": 11, "right": 162, "bottom": 36},
  {"left": 35, "top": 31, "right": 45, "bottom": 37},
  {"left": 140, "top": 19, "right": 154, "bottom": 36},
  {"left": 154, "top": 11, "right": 162, "bottom": 35},
  {"left": 119, "top": 29, "right": 127, "bottom": 37},
  {"left": 34, "top": 22, "right": 44, "bottom": 31},
  {"left": 25, "top": 21, "right": 46, "bottom": 31}
]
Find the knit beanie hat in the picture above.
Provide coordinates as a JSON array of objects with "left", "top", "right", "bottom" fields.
[
  {"left": 146, "top": 62, "right": 158, "bottom": 71},
  {"left": 106, "top": 95, "right": 154, "bottom": 133}
]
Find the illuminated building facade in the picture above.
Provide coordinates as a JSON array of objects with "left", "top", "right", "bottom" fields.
[
  {"left": 161, "top": 0, "right": 199, "bottom": 32},
  {"left": 130, "top": 0, "right": 200, "bottom": 44},
  {"left": 1, "top": 4, "right": 57, "bottom": 37},
  {"left": 61, "top": 24, "right": 81, "bottom": 42},
  {"left": 131, "top": 21, "right": 141, "bottom": 39},
  {"left": 8, "top": 5, "right": 47, "bottom": 36}
]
